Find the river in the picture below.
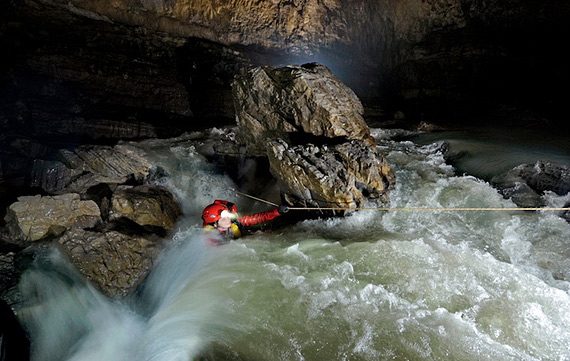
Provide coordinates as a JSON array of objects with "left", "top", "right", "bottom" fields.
[{"left": 15, "top": 127, "right": 570, "bottom": 361}]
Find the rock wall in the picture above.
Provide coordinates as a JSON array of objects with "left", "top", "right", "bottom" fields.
[{"left": 3, "top": 0, "right": 567, "bottom": 137}]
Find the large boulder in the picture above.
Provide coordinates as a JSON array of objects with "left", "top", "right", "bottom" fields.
[
  {"left": 233, "top": 63, "right": 373, "bottom": 155},
  {"left": 57, "top": 228, "right": 160, "bottom": 297},
  {"left": 110, "top": 185, "right": 182, "bottom": 232},
  {"left": 31, "top": 144, "right": 153, "bottom": 195},
  {"left": 267, "top": 139, "right": 393, "bottom": 208},
  {"left": 232, "top": 63, "right": 395, "bottom": 209},
  {"left": 4, "top": 194, "right": 101, "bottom": 244}
]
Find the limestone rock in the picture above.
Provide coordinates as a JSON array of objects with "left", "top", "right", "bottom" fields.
[
  {"left": 267, "top": 139, "right": 394, "bottom": 209},
  {"left": 110, "top": 185, "right": 182, "bottom": 231},
  {"left": 30, "top": 144, "right": 153, "bottom": 195},
  {"left": 4, "top": 194, "right": 101, "bottom": 244},
  {"left": 57, "top": 228, "right": 160, "bottom": 297},
  {"left": 233, "top": 63, "right": 372, "bottom": 155}
]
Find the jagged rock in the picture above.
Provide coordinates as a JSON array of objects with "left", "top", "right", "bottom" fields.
[
  {"left": 30, "top": 160, "right": 84, "bottom": 194},
  {"left": 508, "top": 161, "right": 570, "bottom": 196},
  {"left": 492, "top": 161, "right": 570, "bottom": 209},
  {"left": 233, "top": 63, "right": 394, "bottom": 209},
  {"left": 4, "top": 194, "right": 101, "bottom": 244},
  {"left": 30, "top": 144, "right": 153, "bottom": 194},
  {"left": 110, "top": 185, "right": 181, "bottom": 231},
  {"left": 0, "top": 252, "right": 17, "bottom": 298},
  {"left": 233, "top": 63, "right": 373, "bottom": 155},
  {"left": 496, "top": 181, "right": 545, "bottom": 208},
  {"left": 57, "top": 228, "right": 160, "bottom": 297},
  {"left": 267, "top": 139, "right": 394, "bottom": 208}
]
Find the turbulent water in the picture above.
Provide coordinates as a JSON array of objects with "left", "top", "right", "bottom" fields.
[{"left": 16, "top": 129, "right": 570, "bottom": 361}]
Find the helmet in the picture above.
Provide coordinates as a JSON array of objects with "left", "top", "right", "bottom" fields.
[{"left": 202, "top": 200, "right": 238, "bottom": 226}]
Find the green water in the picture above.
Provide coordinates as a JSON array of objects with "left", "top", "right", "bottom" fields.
[{"left": 16, "top": 128, "right": 570, "bottom": 361}]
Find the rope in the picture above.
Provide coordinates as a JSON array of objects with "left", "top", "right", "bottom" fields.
[
  {"left": 235, "top": 191, "right": 279, "bottom": 207},
  {"left": 234, "top": 191, "right": 570, "bottom": 213},
  {"left": 288, "top": 207, "right": 570, "bottom": 212}
]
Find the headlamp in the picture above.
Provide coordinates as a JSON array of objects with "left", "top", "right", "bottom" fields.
[{"left": 220, "top": 210, "right": 237, "bottom": 220}]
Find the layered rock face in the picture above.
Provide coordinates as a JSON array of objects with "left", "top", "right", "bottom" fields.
[
  {"left": 234, "top": 64, "right": 394, "bottom": 208},
  {"left": 233, "top": 64, "right": 372, "bottom": 155},
  {"left": 268, "top": 140, "right": 393, "bottom": 208},
  {"left": 1, "top": 142, "right": 182, "bottom": 298},
  {"left": 31, "top": 144, "right": 153, "bottom": 195}
]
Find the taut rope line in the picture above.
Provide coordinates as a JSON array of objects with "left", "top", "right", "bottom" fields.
[
  {"left": 287, "top": 207, "right": 570, "bottom": 212},
  {"left": 236, "top": 191, "right": 279, "bottom": 207},
  {"left": 235, "top": 191, "right": 570, "bottom": 212}
]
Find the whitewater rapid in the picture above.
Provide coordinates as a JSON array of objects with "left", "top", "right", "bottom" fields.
[{"left": 16, "top": 129, "right": 570, "bottom": 361}]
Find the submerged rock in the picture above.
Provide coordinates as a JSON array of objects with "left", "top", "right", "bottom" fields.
[
  {"left": 509, "top": 161, "right": 570, "bottom": 196},
  {"left": 57, "top": 228, "right": 160, "bottom": 297},
  {"left": 233, "top": 63, "right": 372, "bottom": 155},
  {"left": 110, "top": 185, "right": 182, "bottom": 232},
  {"left": 4, "top": 194, "right": 101, "bottom": 244},
  {"left": 498, "top": 182, "right": 545, "bottom": 208},
  {"left": 267, "top": 139, "right": 393, "bottom": 208},
  {"left": 493, "top": 161, "right": 570, "bottom": 208}
]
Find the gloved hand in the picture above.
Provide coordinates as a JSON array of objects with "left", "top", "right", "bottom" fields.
[{"left": 278, "top": 205, "right": 289, "bottom": 214}]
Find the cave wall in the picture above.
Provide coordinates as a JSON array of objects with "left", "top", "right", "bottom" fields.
[
  {"left": 1, "top": 0, "right": 569, "bottom": 139},
  {"left": 1, "top": 0, "right": 568, "bottom": 212}
]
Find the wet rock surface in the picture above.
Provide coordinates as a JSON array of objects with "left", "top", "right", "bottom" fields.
[
  {"left": 57, "top": 228, "right": 161, "bottom": 297},
  {"left": 4, "top": 194, "right": 101, "bottom": 244},
  {"left": 0, "top": 252, "right": 17, "bottom": 299},
  {"left": 493, "top": 161, "right": 570, "bottom": 214},
  {"left": 110, "top": 185, "right": 182, "bottom": 232},
  {"left": 1, "top": 140, "right": 183, "bottom": 300},
  {"left": 268, "top": 140, "right": 393, "bottom": 208},
  {"left": 508, "top": 161, "right": 570, "bottom": 196}
]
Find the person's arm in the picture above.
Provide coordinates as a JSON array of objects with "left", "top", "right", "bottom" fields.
[{"left": 238, "top": 206, "right": 288, "bottom": 227}]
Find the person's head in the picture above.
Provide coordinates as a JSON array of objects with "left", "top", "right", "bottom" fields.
[{"left": 202, "top": 200, "right": 238, "bottom": 228}]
